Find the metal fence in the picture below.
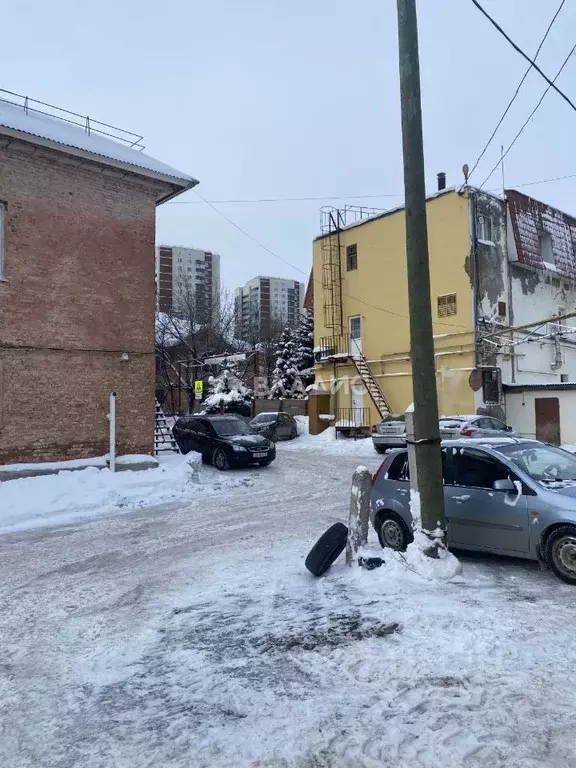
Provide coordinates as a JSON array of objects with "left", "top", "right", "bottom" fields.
[{"left": 317, "top": 334, "right": 351, "bottom": 359}]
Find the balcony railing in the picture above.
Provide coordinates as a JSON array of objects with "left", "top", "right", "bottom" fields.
[
  {"left": 317, "top": 333, "right": 351, "bottom": 360},
  {"left": 334, "top": 407, "right": 371, "bottom": 431}
]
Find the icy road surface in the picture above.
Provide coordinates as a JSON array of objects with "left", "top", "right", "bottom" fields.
[{"left": 1, "top": 444, "right": 576, "bottom": 767}]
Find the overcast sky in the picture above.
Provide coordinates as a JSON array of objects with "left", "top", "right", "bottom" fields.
[{"left": 3, "top": 0, "right": 576, "bottom": 290}]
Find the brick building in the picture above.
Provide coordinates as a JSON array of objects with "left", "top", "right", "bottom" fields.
[{"left": 0, "top": 94, "right": 196, "bottom": 463}]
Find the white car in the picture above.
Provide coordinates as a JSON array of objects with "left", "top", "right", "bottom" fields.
[{"left": 372, "top": 414, "right": 514, "bottom": 454}]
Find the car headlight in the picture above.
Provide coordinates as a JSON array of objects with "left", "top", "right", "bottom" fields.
[{"left": 232, "top": 445, "right": 247, "bottom": 452}]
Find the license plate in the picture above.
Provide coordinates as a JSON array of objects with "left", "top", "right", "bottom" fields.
[{"left": 253, "top": 452, "right": 267, "bottom": 458}]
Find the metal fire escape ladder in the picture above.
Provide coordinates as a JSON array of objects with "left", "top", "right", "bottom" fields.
[
  {"left": 351, "top": 345, "right": 391, "bottom": 418},
  {"left": 154, "top": 399, "right": 180, "bottom": 454}
]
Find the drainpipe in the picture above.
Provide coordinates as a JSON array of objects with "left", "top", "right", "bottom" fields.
[
  {"left": 469, "top": 190, "right": 480, "bottom": 369},
  {"left": 108, "top": 391, "right": 117, "bottom": 472}
]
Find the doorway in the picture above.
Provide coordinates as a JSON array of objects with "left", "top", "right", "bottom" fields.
[
  {"left": 352, "top": 384, "right": 364, "bottom": 426},
  {"left": 535, "top": 397, "right": 561, "bottom": 444},
  {"left": 349, "top": 316, "right": 362, "bottom": 357}
]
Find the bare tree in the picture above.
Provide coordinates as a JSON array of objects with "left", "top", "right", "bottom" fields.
[{"left": 155, "top": 283, "right": 240, "bottom": 414}]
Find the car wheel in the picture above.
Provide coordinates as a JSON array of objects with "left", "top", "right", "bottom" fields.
[
  {"left": 290, "top": 427, "right": 298, "bottom": 439},
  {"left": 305, "top": 523, "right": 349, "bottom": 576},
  {"left": 374, "top": 445, "right": 386, "bottom": 454},
  {"left": 546, "top": 525, "right": 576, "bottom": 585},
  {"left": 213, "top": 448, "right": 230, "bottom": 471},
  {"left": 376, "top": 512, "right": 412, "bottom": 552}
]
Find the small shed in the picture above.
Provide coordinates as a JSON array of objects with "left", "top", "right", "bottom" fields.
[{"left": 504, "top": 383, "right": 576, "bottom": 446}]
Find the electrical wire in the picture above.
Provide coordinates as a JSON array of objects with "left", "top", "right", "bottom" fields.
[
  {"left": 467, "top": 0, "right": 567, "bottom": 181},
  {"left": 193, "top": 189, "right": 470, "bottom": 330},
  {"left": 480, "top": 42, "right": 576, "bottom": 188},
  {"left": 165, "top": 171, "right": 576, "bottom": 207},
  {"left": 469, "top": 0, "right": 576, "bottom": 113}
]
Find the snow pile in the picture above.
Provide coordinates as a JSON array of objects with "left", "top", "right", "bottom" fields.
[
  {"left": 0, "top": 453, "right": 246, "bottom": 534},
  {"left": 401, "top": 490, "right": 462, "bottom": 581},
  {"left": 281, "top": 417, "right": 376, "bottom": 457}
]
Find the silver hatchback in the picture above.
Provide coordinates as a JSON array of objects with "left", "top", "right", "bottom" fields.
[{"left": 370, "top": 438, "right": 576, "bottom": 585}]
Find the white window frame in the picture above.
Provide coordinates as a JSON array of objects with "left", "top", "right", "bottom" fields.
[{"left": 477, "top": 213, "right": 493, "bottom": 243}]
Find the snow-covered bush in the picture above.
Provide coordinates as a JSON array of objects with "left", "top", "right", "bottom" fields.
[{"left": 203, "top": 358, "right": 253, "bottom": 415}]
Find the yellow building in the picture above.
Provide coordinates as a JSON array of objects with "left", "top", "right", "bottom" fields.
[{"left": 312, "top": 187, "right": 480, "bottom": 428}]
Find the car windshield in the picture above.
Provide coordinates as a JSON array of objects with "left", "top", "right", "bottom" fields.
[
  {"left": 252, "top": 414, "right": 277, "bottom": 423},
  {"left": 212, "top": 419, "right": 253, "bottom": 437},
  {"left": 439, "top": 418, "right": 466, "bottom": 428},
  {"left": 494, "top": 443, "right": 576, "bottom": 484}
]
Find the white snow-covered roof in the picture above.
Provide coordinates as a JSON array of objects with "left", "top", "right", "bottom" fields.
[{"left": 0, "top": 97, "right": 197, "bottom": 190}]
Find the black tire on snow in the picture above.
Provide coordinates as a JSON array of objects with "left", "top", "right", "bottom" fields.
[
  {"left": 305, "top": 523, "right": 349, "bottom": 577},
  {"left": 546, "top": 525, "right": 576, "bottom": 585}
]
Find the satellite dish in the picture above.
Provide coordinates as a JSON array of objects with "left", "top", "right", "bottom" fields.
[{"left": 462, "top": 164, "right": 470, "bottom": 184}]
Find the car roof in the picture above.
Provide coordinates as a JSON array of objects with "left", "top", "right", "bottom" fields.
[
  {"left": 444, "top": 437, "right": 538, "bottom": 448},
  {"left": 440, "top": 414, "right": 479, "bottom": 421}
]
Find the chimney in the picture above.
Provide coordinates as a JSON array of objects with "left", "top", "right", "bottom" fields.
[{"left": 437, "top": 172, "right": 446, "bottom": 191}]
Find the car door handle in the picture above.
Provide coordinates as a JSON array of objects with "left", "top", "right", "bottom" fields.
[
  {"left": 396, "top": 489, "right": 409, "bottom": 496},
  {"left": 452, "top": 495, "right": 470, "bottom": 504}
]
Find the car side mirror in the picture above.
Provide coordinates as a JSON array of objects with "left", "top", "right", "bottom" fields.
[
  {"left": 505, "top": 425, "right": 513, "bottom": 432},
  {"left": 493, "top": 478, "right": 517, "bottom": 493}
]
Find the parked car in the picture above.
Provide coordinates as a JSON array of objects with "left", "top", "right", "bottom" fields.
[
  {"left": 249, "top": 412, "right": 298, "bottom": 441},
  {"left": 371, "top": 413, "right": 514, "bottom": 453},
  {"left": 438, "top": 414, "right": 514, "bottom": 439},
  {"left": 370, "top": 437, "right": 576, "bottom": 584},
  {"left": 172, "top": 415, "right": 275, "bottom": 470},
  {"left": 371, "top": 414, "right": 406, "bottom": 454}
]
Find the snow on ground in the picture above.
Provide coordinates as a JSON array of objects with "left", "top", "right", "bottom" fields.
[
  {"left": 0, "top": 453, "right": 256, "bottom": 534},
  {"left": 290, "top": 415, "right": 376, "bottom": 456},
  {"left": 2, "top": 446, "right": 576, "bottom": 767}
]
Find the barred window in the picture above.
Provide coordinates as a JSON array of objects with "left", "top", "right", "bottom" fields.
[{"left": 437, "top": 293, "right": 457, "bottom": 317}]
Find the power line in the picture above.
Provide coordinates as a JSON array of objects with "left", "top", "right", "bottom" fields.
[
  {"left": 481, "top": 42, "right": 576, "bottom": 188},
  {"left": 468, "top": 0, "right": 567, "bottom": 180},
  {"left": 193, "top": 189, "right": 469, "bottom": 330},
  {"left": 166, "top": 171, "right": 576, "bottom": 207},
  {"left": 470, "top": 0, "right": 576, "bottom": 114}
]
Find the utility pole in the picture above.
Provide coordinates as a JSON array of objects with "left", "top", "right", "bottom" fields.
[{"left": 396, "top": 0, "right": 446, "bottom": 533}]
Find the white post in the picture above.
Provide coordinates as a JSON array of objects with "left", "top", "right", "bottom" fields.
[
  {"left": 109, "top": 391, "right": 116, "bottom": 472},
  {"left": 405, "top": 401, "right": 419, "bottom": 492},
  {"left": 346, "top": 465, "right": 372, "bottom": 565}
]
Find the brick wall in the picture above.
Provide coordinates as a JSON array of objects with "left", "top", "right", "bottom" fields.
[{"left": 0, "top": 136, "right": 170, "bottom": 463}]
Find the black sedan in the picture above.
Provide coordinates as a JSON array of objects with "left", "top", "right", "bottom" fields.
[
  {"left": 249, "top": 412, "right": 298, "bottom": 441},
  {"left": 172, "top": 415, "right": 276, "bottom": 470}
]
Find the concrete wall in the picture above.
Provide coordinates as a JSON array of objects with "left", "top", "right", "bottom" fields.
[
  {"left": 505, "top": 389, "right": 576, "bottom": 445},
  {"left": 0, "top": 136, "right": 167, "bottom": 463},
  {"left": 253, "top": 399, "right": 307, "bottom": 417}
]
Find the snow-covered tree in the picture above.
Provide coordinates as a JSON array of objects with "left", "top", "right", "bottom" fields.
[
  {"left": 269, "top": 327, "right": 304, "bottom": 398},
  {"left": 203, "top": 358, "right": 253, "bottom": 415},
  {"left": 294, "top": 310, "right": 315, "bottom": 388}
]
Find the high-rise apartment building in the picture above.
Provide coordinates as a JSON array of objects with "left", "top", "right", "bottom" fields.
[
  {"left": 156, "top": 245, "right": 221, "bottom": 321},
  {"left": 234, "top": 276, "right": 304, "bottom": 340}
]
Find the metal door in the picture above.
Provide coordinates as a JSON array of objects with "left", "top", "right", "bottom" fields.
[
  {"left": 535, "top": 397, "right": 561, "bottom": 445},
  {"left": 349, "top": 316, "right": 362, "bottom": 356}
]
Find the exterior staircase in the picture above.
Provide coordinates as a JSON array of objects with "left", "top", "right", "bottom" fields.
[
  {"left": 353, "top": 356, "right": 391, "bottom": 418},
  {"left": 154, "top": 400, "right": 180, "bottom": 455}
]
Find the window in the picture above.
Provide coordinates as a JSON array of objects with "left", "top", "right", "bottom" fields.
[
  {"left": 539, "top": 230, "right": 554, "bottom": 264},
  {"left": 477, "top": 214, "right": 493, "bottom": 243},
  {"left": 498, "top": 301, "right": 507, "bottom": 318},
  {"left": 437, "top": 293, "right": 457, "bottom": 317},
  {"left": 346, "top": 244, "right": 358, "bottom": 271},
  {"left": 453, "top": 448, "right": 510, "bottom": 489},
  {"left": 561, "top": 374, "right": 569, "bottom": 383},
  {"left": 387, "top": 452, "right": 410, "bottom": 481}
]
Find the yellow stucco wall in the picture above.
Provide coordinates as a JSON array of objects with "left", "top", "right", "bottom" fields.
[{"left": 312, "top": 190, "right": 476, "bottom": 425}]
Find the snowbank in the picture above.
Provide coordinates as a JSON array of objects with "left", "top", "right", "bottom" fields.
[
  {"left": 284, "top": 416, "right": 376, "bottom": 457},
  {"left": 0, "top": 453, "right": 247, "bottom": 534}
]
